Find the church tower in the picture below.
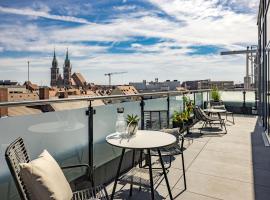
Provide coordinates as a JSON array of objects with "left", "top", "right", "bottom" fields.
[
  {"left": 50, "top": 49, "right": 59, "bottom": 87},
  {"left": 63, "top": 49, "right": 72, "bottom": 88}
]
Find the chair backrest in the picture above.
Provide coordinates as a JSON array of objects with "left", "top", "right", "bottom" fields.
[
  {"left": 197, "top": 107, "right": 211, "bottom": 121},
  {"left": 212, "top": 105, "right": 226, "bottom": 110},
  {"left": 193, "top": 106, "right": 204, "bottom": 121},
  {"left": 144, "top": 110, "right": 168, "bottom": 130},
  {"left": 5, "top": 137, "right": 30, "bottom": 200}
]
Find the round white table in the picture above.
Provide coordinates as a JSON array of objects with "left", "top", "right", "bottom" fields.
[
  {"left": 106, "top": 130, "right": 176, "bottom": 200},
  {"left": 203, "top": 108, "right": 226, "bottom": 119}
]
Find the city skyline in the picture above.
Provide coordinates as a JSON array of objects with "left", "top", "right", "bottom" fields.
[{"left": 0, "top": 0, "right": 258, "bottom": 85}]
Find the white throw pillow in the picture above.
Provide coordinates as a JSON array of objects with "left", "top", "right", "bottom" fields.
[{"left": 19, "top": 149, "right": 73, "bottom": 200}]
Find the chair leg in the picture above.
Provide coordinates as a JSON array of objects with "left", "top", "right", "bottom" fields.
[
  {"left": 223, "top": 121, "right": 227, "bottom": 134},
  {"left": 220, "top": 121, "right": 223, "bottom": 129},
  {"left": 111, "top": 149, "right": 125, "bottom": 200},
  {"left": 181, "top": 153, "right": 187, "bottom": 190},
  {"left": 147, "top": 149, "right": 155, "bottom": 200},
  {"left": 200, "top": 121, "right": 206, "bottom": 134}
]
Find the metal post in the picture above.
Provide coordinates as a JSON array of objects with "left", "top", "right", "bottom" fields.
[
  {"left": 27, "top": 61, "right": 30, "bottom": 93},
  {"left": 183, "top": 93, "right": 185, "bottom": 111},
  {"left": 201, "top": 92, "right": 203, "bottom": 108},
  {"left": 243, "top": 90, "right": 246, "bottom": 114},
  {"left": 167, "top": 95, "right": 170, "bottom": 128},
  {"left": 207, "top": 91, "right": 209, "bottom": 105},
  {"left": 140, "top": 97, "right": 145, "bottom": 130},
  {"left": 193, "top": 92, "right": 196, "bottom": 106},
  {"left": 86, "top": 101, "right": 95, "bottom": 186}
]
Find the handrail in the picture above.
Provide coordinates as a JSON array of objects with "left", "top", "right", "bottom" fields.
[{"left": 0, "top": 89, "right": 211, "bottom": 108}]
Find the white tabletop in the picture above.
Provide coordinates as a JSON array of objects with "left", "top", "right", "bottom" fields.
[
  {"left": 106, "top": 130, "right": 176, "bottom": 149},
  {"left": 204, "top": 108, "right": 226, "bottom": 113}
]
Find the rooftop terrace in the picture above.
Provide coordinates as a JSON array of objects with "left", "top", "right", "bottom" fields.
[
  {"left": 0, "top": 90, "right": 264, "bottom": 200},
  {"left": 106, "top": 115, "right": 270, "bottom": 200}
]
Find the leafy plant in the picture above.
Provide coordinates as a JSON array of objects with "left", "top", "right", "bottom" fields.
[
  {"left": 172, "top": 111, "right": 182, "bottom": 123},
  {"left": 211, "top": 87, "right": 221, "bottom": 101},
  {"left": 183, "top": 96, "right": 194, "bottom": 119},
  {"left": 126, "top": 114, "right": 140, "bottom": 125},
  {"left": 172, "top": 111, "right": 188, "bottom": 123}
]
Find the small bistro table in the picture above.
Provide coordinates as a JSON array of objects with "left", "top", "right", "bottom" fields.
[
  {"left": 203, "top": 108, "right": 226, "bottom": 119},
  {"left": 106, "top": 130, "right": 177, "bottom": 200}
]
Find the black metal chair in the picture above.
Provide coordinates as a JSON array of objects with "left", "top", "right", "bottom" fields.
[
  {"left": 151, "top": 129, "right": 186, "bottom": 189},
  {"left": 144, "top": 110, "right": 168, "bottom": 130},
  {"left": 5, "top": 137, "right": 109, "bottom": 200},
  {"left": 143, "top": 110, "right": 188, "bottom": 189},
  {"left": 194, "top": 106, "right": 227, "bottom": 134},
  {"left": 212, "top": 105, "right": 235, "bottom": 124}
]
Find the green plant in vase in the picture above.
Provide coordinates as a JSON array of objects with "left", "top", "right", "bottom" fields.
[
  {"left": 211, "top": 87, "right": 221, "bottom": 102},
  {"left": 172, "top": 111, "right": 185, "bottom": 129},
  {"left": 126, "top": 114, "right": 140, "bottom": 136},
  {"left": 183, "top": 96, "right": 194, "bottom": 123}
]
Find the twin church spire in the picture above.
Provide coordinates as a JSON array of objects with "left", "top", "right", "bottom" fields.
[{"left": 50, "top": 49, "right": 72, "bottom": 88}]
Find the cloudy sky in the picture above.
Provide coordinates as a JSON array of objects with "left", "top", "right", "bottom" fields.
[{"left": 0, "top": 0, "right": 259, "bottom": 85}]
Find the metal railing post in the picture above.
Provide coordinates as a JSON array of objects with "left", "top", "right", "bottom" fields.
[
  {"left": 86, "top": 101, "right": 95, "bottom": 186},
  {"left": 201, "top": 92, "right": 203, "bottom": 108},
  {"left": 243, "top": 90, "right": 246, "bottom": 114},
  {"left": 183, "top": 93, "right": 186, "bottom": 111},
  {"left": 207, "top": 91, "right": 209, "bottom": 107},
  {"left": 167, "top": 95, "right": 170, "bottom": 128},
  {"left": 193, "top": 92, "right": 196, "bottom": 106},
  {"left": 140, "top": 97, "right": 145, "bottom": 130}
]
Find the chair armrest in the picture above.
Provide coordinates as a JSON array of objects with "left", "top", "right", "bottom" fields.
[
  {"left": 61, "top": 164, "right": 91, "bottom": 177},
  {"left": 61, "top": 164, "right": 90, "bottom": 169}
]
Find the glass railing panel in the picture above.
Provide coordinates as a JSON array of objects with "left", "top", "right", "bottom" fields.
[
  {"left": 169, "top": 95, "right": 184, "bottom": 127},
  {"left": 195, "top": 92, "right": 204, "bottom": 107},
  {"left": 93, "top": 100, "right": 141, "bottom": 167},
  {"left": 0, "top": 108, "right": 89, "bottom": 200},
  {"left": 220, "top": 91, "right": 256, "bottom": 107},
  {"left": 203, "top": 92, "right": 209, "bottom": 106},
  {"left": 169, "top": 95, "right": 183, "bottom": 114},
  {"left": 144, "top": 97, "right": 167, "bottom": 111}
]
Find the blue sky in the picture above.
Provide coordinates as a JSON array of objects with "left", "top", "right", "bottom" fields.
[{"left": 0, "top": 0, "right": 258, "bottom": 85}]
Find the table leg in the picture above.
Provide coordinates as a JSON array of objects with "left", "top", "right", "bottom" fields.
[
  {"left": 147, "top": 149, "right": 155, "bottom": 200},
  {"left": 157, "top": 149, "right": 173, "bottom": 200},
  {"left": 129, "top": 149, "right": 136, "bottom": 197},
  {"left": 111, "top": 148, "right": 125, "bottom": 200}
]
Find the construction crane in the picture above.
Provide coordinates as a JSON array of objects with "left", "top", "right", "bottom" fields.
[
  {"left": 220, "top": 46, "right": 258, "bottom": 89},
  {"left": 104, "top": 71, "right": 127, "bottom": 86}
]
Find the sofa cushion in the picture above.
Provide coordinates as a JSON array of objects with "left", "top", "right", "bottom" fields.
[{"left": 20, "top": 150, "right": 73, "bottom": 200}]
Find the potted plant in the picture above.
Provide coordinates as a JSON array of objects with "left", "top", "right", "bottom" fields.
[
  {"left": 183, "top": 96, "right": 195, "bottom": 125},
  {"left": 172, "top": 111, "right": 188, "bottom": 129},
  {"left": 126, "top": 114, "right": 140, "bottom": 136},
  {"left": 211, "top": 87, "right": 222, "bottom": 106}
]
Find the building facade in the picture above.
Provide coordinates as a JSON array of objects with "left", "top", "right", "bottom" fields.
[
  {"left": 130, "top": 79, "right": 181, "bottom": 93},
  {"left": 182, "top": 79, "right": 211, "bottom": 90},
  {"left": 63, "top": 50, "right": 72, "bottom": 88},
  {"left": 258, "top": 0, "right": 270, "bottom": 141},
  {"left": 51, "top": 49, "right": 86, "bottom": 89},
  {"left": 50, "top": 50, "right": 60, "bottom": 87}
]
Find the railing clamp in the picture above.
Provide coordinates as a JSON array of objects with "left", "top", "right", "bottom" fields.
[{"left": 86, "top": 109, "right": 96, "bottom": 116}]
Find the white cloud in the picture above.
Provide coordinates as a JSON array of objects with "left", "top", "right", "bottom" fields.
[
  {"left": 0, "top": 0, "right": 259, "bottom": 85},
  {"left": 0, "top": 6, "right": 93, "bottom": 24}
]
